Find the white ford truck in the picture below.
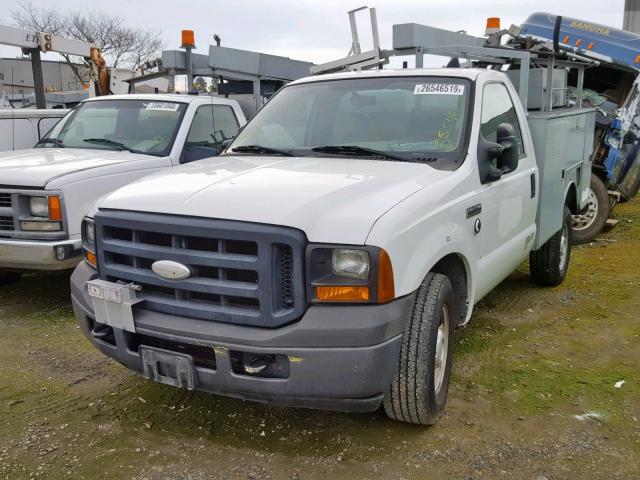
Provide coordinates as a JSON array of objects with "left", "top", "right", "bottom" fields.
[
  {"left": 0, "top": 94, "right": 246, "bottom": 283},
  {"left": 71, "top": 54, "right": 596, "bottom": 423}
]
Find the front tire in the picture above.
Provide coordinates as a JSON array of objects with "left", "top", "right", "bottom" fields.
[
  {"left": 383, "top": 273, "right": 456, "bottom": 425},
  {"left": 572, "top": 173, "right": 609, "bottom": 245},
  {"left": 530, "top": 206, "right": 572, "bottom": 286}
]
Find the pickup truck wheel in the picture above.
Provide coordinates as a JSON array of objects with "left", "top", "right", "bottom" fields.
[
  {"left": 571, "top": 174, "right": 609, "bottom": 245},
  {"left": 530, "top": 206, "right": 572, "bottom": 287},
  {"left": 0, "top": 270, "right": 22, "bottom": 285},
  {"left": 383, "top": 272, "right": 456, "bottom": 425}
]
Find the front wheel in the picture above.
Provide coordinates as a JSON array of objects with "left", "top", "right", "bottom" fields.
[
  {"left": 571, "top": 173, "right": 609, "bottom": 245},
  {"left": 383, "top": 272, "right": 456, "bottom": 425},
  {"left": 530, "top": 206, "right": 572, "bottom": 286}
]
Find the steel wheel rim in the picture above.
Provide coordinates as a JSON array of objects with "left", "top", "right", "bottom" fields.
[
  {"left": 559, "top": 221, "right": 569, "bottom": 271},
  {"left": 434, "top": 305, "right": 449, "bottom": 395},
  {"left": 572, "top": 188, "right": 598, "bottom": 231}
]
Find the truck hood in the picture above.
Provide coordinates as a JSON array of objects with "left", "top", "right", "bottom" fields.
[
  {"left": 99, "top": 155, "right": 451, "bottom": 244},
  {"left": 0, "top": 148, "right": 154, "bottom": 188}
]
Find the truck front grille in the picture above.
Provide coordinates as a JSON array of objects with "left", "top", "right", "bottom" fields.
[
  {"left": 95, "top": 210, "right": 307, "bottom": 328},
  {"left": 0, "top": 192, "right": 15, "bottom": 234},
  {"left": 0, "top": 216, "right": 13, "bottom": 231}
]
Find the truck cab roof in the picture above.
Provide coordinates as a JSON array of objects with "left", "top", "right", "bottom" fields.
[
  {"left": 83, "top": 93, "right": 238, "bottom": 106},
  {"left": 289, "top": 68, "right": 486, "bottom": 86}
]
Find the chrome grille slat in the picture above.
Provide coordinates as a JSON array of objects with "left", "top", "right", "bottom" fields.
[{"left": 95, "top": 210, "right": 306, "bottom": 328}]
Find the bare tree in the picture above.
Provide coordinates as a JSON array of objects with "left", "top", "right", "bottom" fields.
[{"left": 10, "top": 1, "right": 164, "bottom": 85}]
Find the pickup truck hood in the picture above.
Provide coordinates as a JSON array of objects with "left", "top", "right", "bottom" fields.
[
  {"left": 100, "top": 155, "right": 451, "bottom": 244},
  {"left": 0, "top": 148, "right": 154, "bottom": 187}
]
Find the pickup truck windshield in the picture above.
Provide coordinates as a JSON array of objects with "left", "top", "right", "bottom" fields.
[
  {"left": 41, "top": 100, "right": 187, "bottom": 156},
  {"left": 229, "top": 76, "right": 472, "bottom": 164}
]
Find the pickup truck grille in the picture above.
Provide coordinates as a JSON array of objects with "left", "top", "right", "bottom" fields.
[
  {"left": 0, "top": 216, "right": 14, "bottom": 231},
  {"left": 0, "top": 194, "right": 11, "bottom": 207},
  {"left": 0, "top": 193, "right": 15, "bottom": 234},
  {"left": 94, "top": 210, "right": 307, "bottom": 328}
]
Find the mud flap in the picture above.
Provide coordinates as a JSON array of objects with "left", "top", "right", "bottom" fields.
[{"left": 140, "top": 346, "right": 197, "bottom": 390}]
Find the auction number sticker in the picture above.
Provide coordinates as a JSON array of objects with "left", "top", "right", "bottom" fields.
[
  {"left": 414, "top": 84, "right": 465, "bottom": 95},
  {"left": 145, "top": 102, "right": 180, "bottom": 112}
]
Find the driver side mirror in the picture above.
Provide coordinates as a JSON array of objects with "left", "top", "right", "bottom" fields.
[{"left": 477, "top": 123, "right": 519, "bottom": 184}]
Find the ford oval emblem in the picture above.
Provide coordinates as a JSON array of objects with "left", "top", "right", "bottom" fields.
[{"left": 151, "top": 260, "right": 192, "bottom": 281}]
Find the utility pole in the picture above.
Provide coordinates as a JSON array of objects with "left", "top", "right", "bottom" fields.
[{"left": 624, "top": 0, "right": 640, "bottom": 33}]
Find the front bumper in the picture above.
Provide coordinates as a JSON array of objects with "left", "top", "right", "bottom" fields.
[
  {"left": 0, "top": 237, "right": 81, "bottom": 270},
  {"left": 70, "top": 262, "right": 413, "bottom": 412}
]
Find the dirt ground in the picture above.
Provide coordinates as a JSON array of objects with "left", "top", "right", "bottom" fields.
[{"left": 1, "top": 200, "right": 639, "bottom": 480}]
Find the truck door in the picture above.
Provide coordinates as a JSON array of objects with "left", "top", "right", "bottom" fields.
[{"left": 476, "top": 82, "right": 538, "bottom": 298}]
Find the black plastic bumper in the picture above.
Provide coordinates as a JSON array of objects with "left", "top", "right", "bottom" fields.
[{"left": 70, "top": 262, "right": 413, "bottom": 412}]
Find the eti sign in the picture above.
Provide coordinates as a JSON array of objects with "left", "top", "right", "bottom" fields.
[{"left": 0, "top": 24, "right": 93, "bottom": 56}]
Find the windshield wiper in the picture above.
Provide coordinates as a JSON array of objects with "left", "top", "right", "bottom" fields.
[
  {"left": 83, "top": 138, "right": 143, "bottom": 154},
  {"left": 311, "top": 145, "right": 411, "bottom": 162},
  {"left": 35, "top": 138, "right": 65, "bottom": 148},
  {"left": 229, "top": 145, "right": 294, "bottom": 156}
]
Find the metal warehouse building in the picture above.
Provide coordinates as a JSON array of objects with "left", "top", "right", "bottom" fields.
[{"left": 0, "top": 57, "right": 90, "bottom": 95}]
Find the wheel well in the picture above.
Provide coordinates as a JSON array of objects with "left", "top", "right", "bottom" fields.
[
  {"left": 565, "top": 183, "right": 578, "bottom": 215},
  {"left": 431, "top": 254, "right": 468, "bottom": 326}
]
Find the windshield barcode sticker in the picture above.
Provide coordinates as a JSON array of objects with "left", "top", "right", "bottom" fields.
[
  {"left": 414, "top": 84, "right": 465, "bottom": 95},
  {"left": 145, "top": 102, "right": 180, "bottom": 112}
]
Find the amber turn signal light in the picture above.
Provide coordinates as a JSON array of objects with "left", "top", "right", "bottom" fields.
[
  {"left": 315, "top": 286, "right": 370, "bottom": 302},
  {"left": 85, "top": 250, "right": 97, "bottom": 268},
  {"left": 48, "top": 196, "right": 62, "bottom": 221}
]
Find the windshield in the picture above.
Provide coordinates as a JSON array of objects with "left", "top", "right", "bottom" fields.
[
  {"left": 42, "top": 99, "right": 187, "bottom": 156},
  {"left": 229, "top": 76, "right": 472, "bottom": 163}
]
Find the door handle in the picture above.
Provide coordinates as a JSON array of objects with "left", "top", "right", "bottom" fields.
[{"left": 466, "top": 204, "right": 482, "bottom": 218}]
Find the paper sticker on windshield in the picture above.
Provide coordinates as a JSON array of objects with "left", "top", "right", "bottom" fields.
[
  {"left": 414, "top": 84, "right": 465, "bottom": 95},
  {"left": 145, "top": 102, "right": 180, "bottom": 112}
]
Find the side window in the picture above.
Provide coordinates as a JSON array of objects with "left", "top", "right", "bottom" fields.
[
  {"left": 186, "top": 105, "right": 240, "bottom": 147},
  {"left": 212, "top": 105, "right": 240, "bottom": 143},
  {"left": 480, "top": 83, "right": 525, "bottom": 156}
]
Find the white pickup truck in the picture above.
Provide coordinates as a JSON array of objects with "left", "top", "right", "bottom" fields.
[
  {"left": 0, "top": 94, "right": 246, "bottom": 283},
  {"left": 70, "top": 66, "right": 594, "bottom": 424}
]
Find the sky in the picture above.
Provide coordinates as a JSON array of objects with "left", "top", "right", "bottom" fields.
[{"left": 0, "top": 0, "right": 627, "bottom": 69}]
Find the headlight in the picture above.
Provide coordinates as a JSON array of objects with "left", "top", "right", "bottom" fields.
[
  {"left": 21, "top": 194, "right": 63, "bottom": 231},
  {"left": 29, "top": 196, "right": 49, "bottom": 217},
  {"left": 307, "top": 246, "right": 394, "bottom": 304},
  {"left": 82, "top": 217, "right": 97, "bottom": 269},
  {"left": 332, "top": 249, "right": 370, "bottom": 279}
]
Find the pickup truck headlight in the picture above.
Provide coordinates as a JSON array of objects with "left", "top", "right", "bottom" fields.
[
  {"left": 19, "top": 194, "right": 63, "bottom": 231},
  {"left": 82, "top": 217, "right": 97, "bottom": 269},
  {"left": 307, "top": 245, "right": 395, "bottom": 304},
  {"left": 29, "top": 196, "right": 49, "bottom": 217}
]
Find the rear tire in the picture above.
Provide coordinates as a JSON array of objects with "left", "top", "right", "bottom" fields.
[
  {"left": 571, "top": 173, "right": 609, "bottom": 245},
  {"left": 530, "top": 206, "right": 572, "bottom": 286},
  {"left": 0, "top": 270, "right": 22, "bottom": 285},
  {"left": 383, "top": 272, "right": 456, "bottom": 425}
]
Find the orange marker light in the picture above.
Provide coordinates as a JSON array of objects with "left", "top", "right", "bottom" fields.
[
  {"left": 181, "top": 30, "right": 195, "bottom": 48},
  {"left": 587, "top": 42, "right": 594, "bottom": 50},
  {"left": 316, "top": 286, "right": 370, "bottom": 302},
  {"left": 85, "top": 250, "right": 97, "bottom": 268},
  {"left": 635, "top": 55, "right": 640, "bottom": 64},
  {"left": 377, "top": 249, "right": 395, "bottom": 303},
  {"left": 575, "top": 38, "right": 583, "bottom": 47},
  {"left": 562, "top": 35, "right": 570, "bottom": 44},
  {"left": 48, "top": 196, "right": 62, "bottom": 221}
]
